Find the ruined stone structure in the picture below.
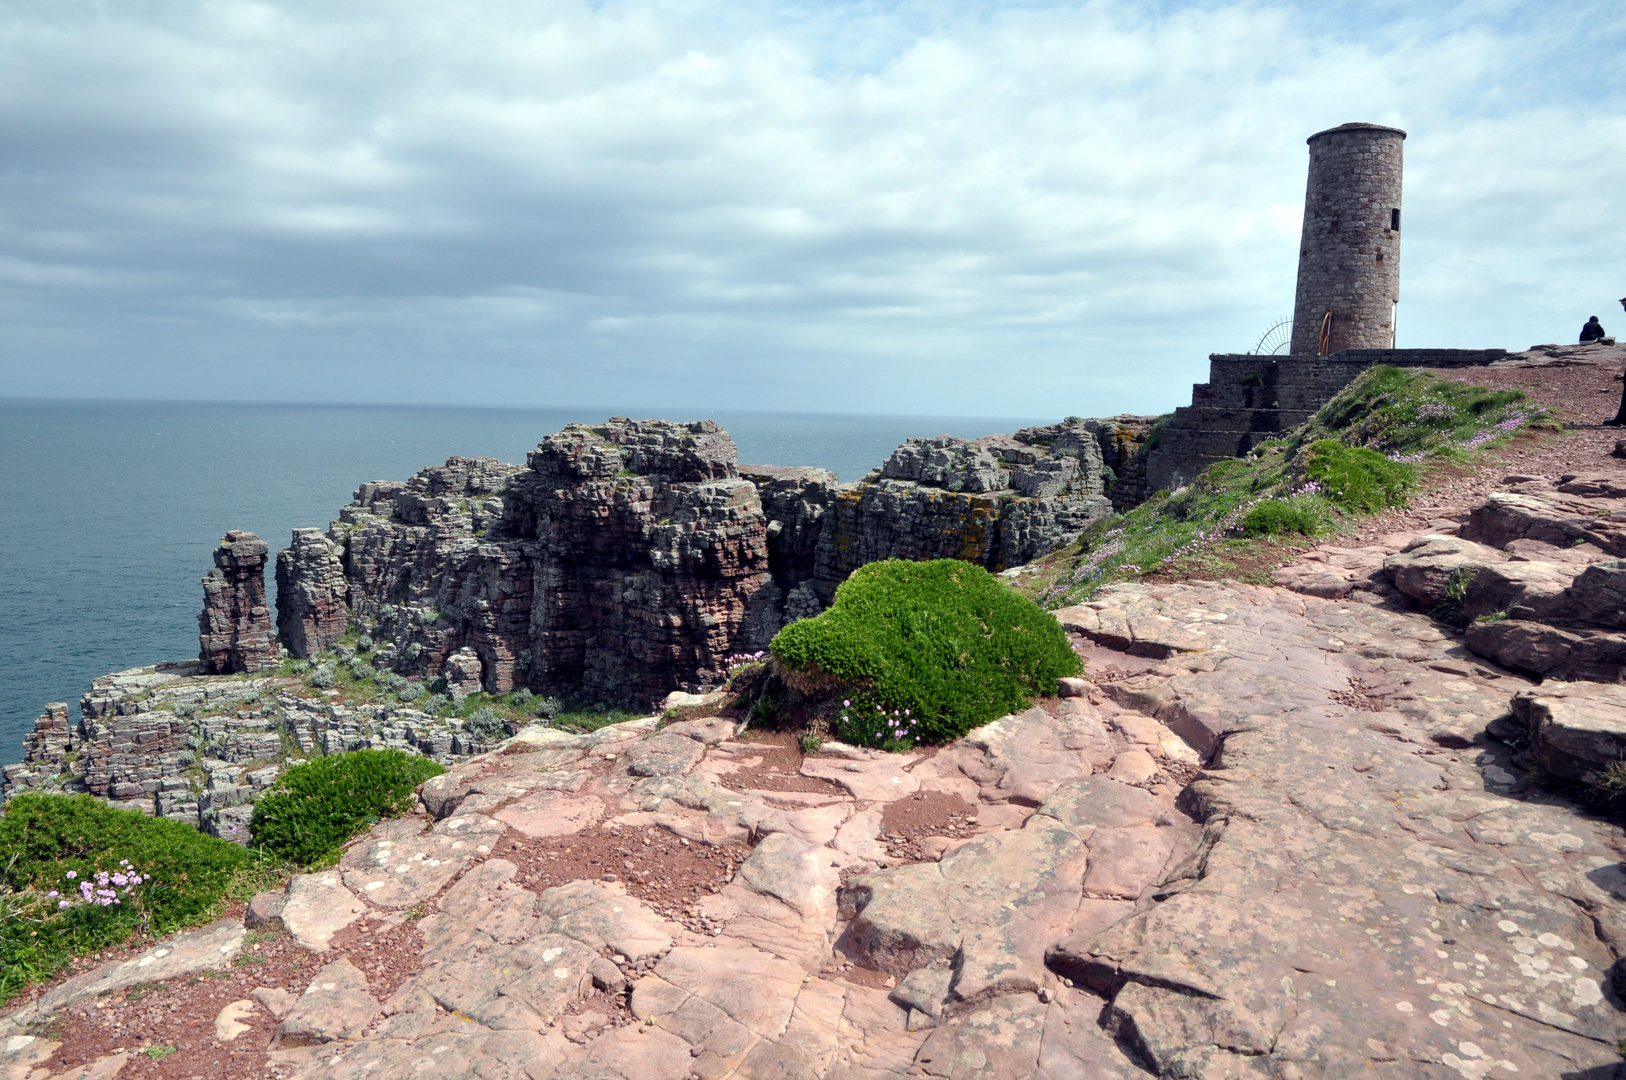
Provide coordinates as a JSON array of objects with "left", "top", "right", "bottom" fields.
[
  {"left": 272, "top": 418, "right": 1124, "bottom": 708},
  {"left": 1289, "top": 122, "right": 1405, "bottom": 356},
  {"left": 1135, "top": 123, "right": 1512, "bottom": 494},
  {"left": 197, "top": 530, "right": 277, "bottom": 674},
  {"left": 1144, "top": 347, "right": 1507, "bottom": 492}
]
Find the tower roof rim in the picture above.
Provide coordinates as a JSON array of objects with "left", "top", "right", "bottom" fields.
[{"left": 1307, "top": 122, "right": 1407, "bottom": 144}]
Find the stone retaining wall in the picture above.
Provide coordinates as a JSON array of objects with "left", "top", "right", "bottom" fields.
[{"left": 1144, "top": 348, "right": 1508, "bottom": 493}]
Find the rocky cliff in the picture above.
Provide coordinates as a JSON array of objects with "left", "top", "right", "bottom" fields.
[
  {"left": 2, "top": 414, "right": 1137, "bottom": 836},
  {"left": 276, "top": 416, "right": 1131, "bottom": 709},
  {"left": 197, "top": 530, "right": 278, "bottom": 674}
]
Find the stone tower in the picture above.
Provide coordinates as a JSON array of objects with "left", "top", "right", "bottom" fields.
[{"left": 1289, "top": 122, "right": 1405, "bottom": 356}]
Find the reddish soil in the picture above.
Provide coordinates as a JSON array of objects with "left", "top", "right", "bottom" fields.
[
  {"left": 876, "top": 790, "right": 978, "bottom": 863},
  {"left": 35, "top": 918, "right": 423, "bottom": 1080},
  {"left": 499, "top": 824, "right": 750, "bottom": 936},
  {"left": 716, "top": 730, "right": 846, "bottom": 796}
]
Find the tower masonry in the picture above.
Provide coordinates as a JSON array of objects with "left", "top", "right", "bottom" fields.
[{"left": 1289, "top": 122, "right": 1405, "bottom": 356}]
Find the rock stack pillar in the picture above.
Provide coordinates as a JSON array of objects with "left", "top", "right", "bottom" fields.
[
  {"left": 276, "top": 528, "right": 350, "bottom": 659},
  {"left": 198, "top": 530, "right": 278, "bottom": 673},
  {"left": 1289, "top": 122, "right": 1405, "bottom": 356}
]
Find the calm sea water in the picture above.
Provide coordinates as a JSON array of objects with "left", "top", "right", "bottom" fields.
[{"left": 0, "top": 400, "right": 1050, "bottom": 766}]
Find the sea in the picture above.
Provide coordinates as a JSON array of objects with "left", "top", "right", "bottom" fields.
[{"left": 0, "top": 399, "right": 1052, "bottom": 767}]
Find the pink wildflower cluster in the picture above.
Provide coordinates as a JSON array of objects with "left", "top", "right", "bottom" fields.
[
  {"left": 1292, "top": 481, "right": 1323, "bottom": 498},
  {"left": 50, "top": 861, "right": 147, "bottom": 910},
  {"left": 722, "top": 650, "right": 766, "bottom": 673},
  {"left": 1387, "top": 450, "right": 1428, "bottom": 463},
  {"left": 1040, "top": 528, "right": 1128, "bottom": 602},
  {"left": 1415, "top": 401, "right": 1453, "bottom": 420},
  {"left": 1463, "top": 412, "right": 1529, "bottom": 451},
  {"left": 1159, "top": 499, "right": 1260, "bottom": 567},
  {"left": 877, "top": 706, "right": 921, "bottom": 744},
  {"left": 837, "top": 700, "right": 922, "bottom": 746}
]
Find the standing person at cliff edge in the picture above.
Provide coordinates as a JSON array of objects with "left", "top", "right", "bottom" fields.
[
  {"left": 1602, "top": 301, "right": 1626, "bottom": 426},
  {"left": 1582, "top": 316, "right": 1607, "bottom": 343}
]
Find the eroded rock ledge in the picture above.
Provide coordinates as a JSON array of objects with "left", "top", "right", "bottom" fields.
[
  {"left": 12, "top": 571, "right": 1626, "bottom": 1079},
  {"left": 273, "top": 416, "right": 1146, "bottom": 706}
]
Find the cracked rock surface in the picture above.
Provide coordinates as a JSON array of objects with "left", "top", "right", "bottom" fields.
[{"left": 13, "top": 562, "right": 1626, "bottom": 1078}]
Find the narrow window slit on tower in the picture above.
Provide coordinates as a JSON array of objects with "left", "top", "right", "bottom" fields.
[{"left": 1390, "top": 208, "right": 1400, "bottom": 231}]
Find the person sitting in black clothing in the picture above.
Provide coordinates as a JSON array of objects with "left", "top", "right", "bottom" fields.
[{"left": 1582, "top": 316, "right": 1607, "bottom": 343}]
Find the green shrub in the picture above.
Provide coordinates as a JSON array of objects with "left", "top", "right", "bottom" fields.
[
  {"left": 1242, "top": 499, "right": 1323, "bottom": 538},
  {"left": 0, "top": 794, "right": 252, "bottom": 1003},
  {"left": 396, "top": 681, "right": 425, "bottom": 703},
  {"left": 465, "top": 707, "right": 504, "bottom": 739},
  {"left": 1303, "top": 440, "right": 1415, "bottom": 513},
  {"left": 249, "top": 750, "right": 444, "bottom": 867},
  {"left": 771, "top": 559, "right": 1081, "bottom": 748},
  {"left": 307, "top": 663, "right": 335, "bottom": 689}
]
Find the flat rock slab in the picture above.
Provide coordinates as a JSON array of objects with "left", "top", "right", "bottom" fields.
[
  {"left": 291, "top": 1029, "right": 563, "bottom": 1079},
  {"left": 492, "top": 791, "right": 603, "bottom": 838},
  {"left": 536, "top": 879, "right": 674, "bottom": 962},
  {"left": 0, "top": 1033, "right": 60, "bottom": 1078},
  {"left": 1080, "top": 825, "right": 1179, "bottom": 899},
  {"left": 842, "top": 817, "right": 1089, "bottom": 1005},
  {"left": 802, "top": 751, "right": 920, "bottom": 802},
  {"left": 662, "top": 716, "right": 739, "bottom": 744},
  {"left": 622, "top": 731, "right": 707, "bottom": 777},
  {"left": 341, "top": 814, "right": 505, "bottom": 908},
  {"left": 6, "top": 919, "right": 244, "bottom": 1026},
  {"left": 416, "top": 931, "right": 598, "bottom": 1031},
  {"left": 279, "top": 957, "right": 380, "bottom": 1045},
  {"left": 279, "top": 871, "right": 369, "bottom": 951},
  {"left": 1077, "top": 581, "right": 1626, "bottom": 1076}
]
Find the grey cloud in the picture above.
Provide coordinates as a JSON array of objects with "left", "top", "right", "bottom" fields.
[{"left": 1, "top": 0, "right": 1623, "bottom": 417}]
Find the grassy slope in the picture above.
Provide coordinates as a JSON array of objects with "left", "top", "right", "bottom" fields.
[{"left": 1022, "top": 366, "right": 1554, "bottom": 608}]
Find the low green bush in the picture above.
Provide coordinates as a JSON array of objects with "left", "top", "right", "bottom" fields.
[
  {"left": 0, "top": 794, "right": 252, "bottom": 1003},
  {"left": 771, "top": 559, "right": 1081, "bottom": 748},
  {"left": 249, "top": 750, "right": 444, "bottom": 867},
  {"left": 1304, "top": 439, "right": 1415, "bottom": 513},
  {"left": 465, "top": 707, "right": 504, "bottom": 739},
  {"left": 1242, "top": 498, "right": 1324, "bottom": 537}
]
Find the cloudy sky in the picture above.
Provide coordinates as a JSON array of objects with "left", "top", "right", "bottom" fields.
[{"left": 1, "top": 0, "right": 1622, "bottom": 418}]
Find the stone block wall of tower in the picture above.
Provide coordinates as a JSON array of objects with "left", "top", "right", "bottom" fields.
[{"left": 1289, "top": 123, "right": 1405, "bottom": 356}]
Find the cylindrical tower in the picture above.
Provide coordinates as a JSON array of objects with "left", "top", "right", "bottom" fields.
[{"left": 1289, "top": 122, "right": 1405, "bottom": 356}]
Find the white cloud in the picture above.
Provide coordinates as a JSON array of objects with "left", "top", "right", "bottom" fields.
[{"left": 0, "top": 0, "right": 1621, "bottom": 416}]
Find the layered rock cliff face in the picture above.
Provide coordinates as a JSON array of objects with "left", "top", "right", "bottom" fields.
[
  {"left": 277, "top": 418, "right": 1125, "bottom": 708},
  {"left": 275, "top": 528, "right": 348, "bottom": 659},
  {"left": 197, "top": 531, "right": 277, "bottom": 674}
]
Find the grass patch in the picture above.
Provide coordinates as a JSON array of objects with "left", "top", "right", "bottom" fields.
[
  {"left": 771, "top": 559, "right": 1081, "bottom": 748},
  {"left": 0, "top": 794, "right": 253, "bottom": 1004},
  {"left": 1035, "top": 366, "right": 1552, "bottom": 608},
  {"left": 551, "top": 703, "right": 647, "bottom": 734},
  {"left": 1241, "top": 498, "right": 1328, "bottom": 538},
  {"left": 249, "top": 749, "right": 444, "bottom": 868},
  {"left": 1296, "top": 364, "right": 1551, "bottom": 460},
  {"left": 1303, "top": 440, "right": 1415, "bottom": 513}
]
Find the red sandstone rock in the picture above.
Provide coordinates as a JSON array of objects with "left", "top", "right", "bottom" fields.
[
  {"left": 198, "top": 530, "right": 277, "bottom": 674},
  {"left": 275, "top": 528, "right": 348, "bottom": 659}
]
